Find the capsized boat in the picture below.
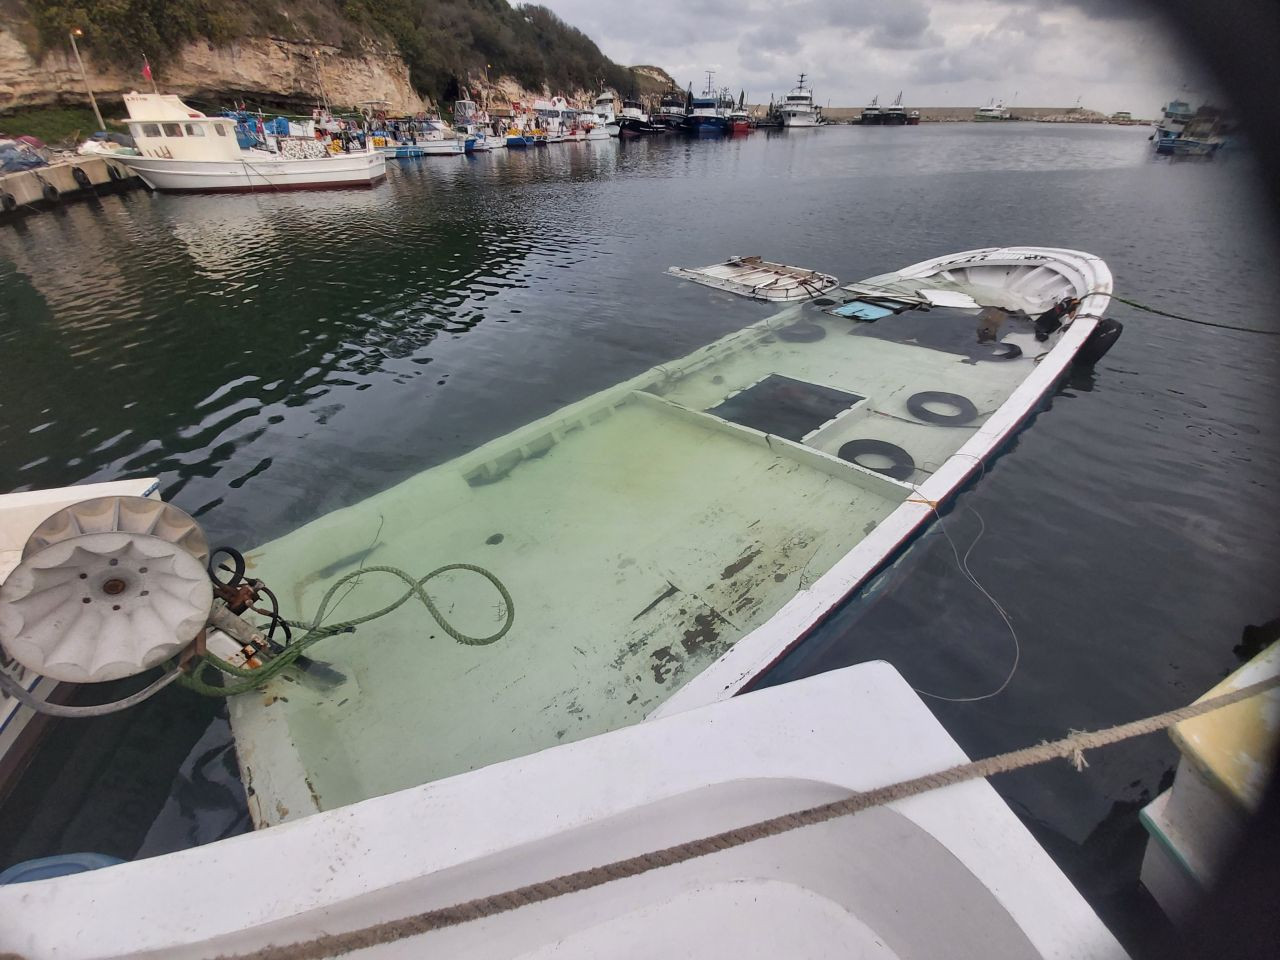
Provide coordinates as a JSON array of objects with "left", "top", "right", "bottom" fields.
[
  {"left": 220, "top": 247, "right": 1120, "bottom": 826},
  {"left": 0, "top": 661, "right": 1127, "bottom": 957},
  {"left": 114, "top": 92, "right": 385, "bottom": 192}
]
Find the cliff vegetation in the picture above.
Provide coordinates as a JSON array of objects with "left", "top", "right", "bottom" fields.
[{"left": 22, "top": 0, "right": 664, "bottom": 103}]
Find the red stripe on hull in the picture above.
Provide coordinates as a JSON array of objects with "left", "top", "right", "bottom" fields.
[{"left": 156, "top": 174, "right": 385, "bottom": 195}]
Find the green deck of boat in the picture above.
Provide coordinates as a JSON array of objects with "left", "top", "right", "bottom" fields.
[{"left": 234, "top": 306, "right": 1035, "bottom": 817}]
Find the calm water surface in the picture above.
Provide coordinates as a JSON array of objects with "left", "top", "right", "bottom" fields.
[{"left": 2, "top": 123, "right": 1278, "bottom": 953}]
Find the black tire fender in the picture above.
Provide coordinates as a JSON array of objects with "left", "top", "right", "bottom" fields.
[
  {"left": 837, "top": 439, "right": 916, "bottom": 481},
  {"left": 907, "top": 391, "right": 979, "bottom": 426}
]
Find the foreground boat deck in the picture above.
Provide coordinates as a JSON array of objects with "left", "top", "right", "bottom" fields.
[{"left": 235, "top": 298, "right": 1046, "bottom": 823}]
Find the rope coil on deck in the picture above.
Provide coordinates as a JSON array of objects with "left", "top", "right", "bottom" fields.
[{"left": 202, "top": 672, "right": 1279, "bottom": 960}]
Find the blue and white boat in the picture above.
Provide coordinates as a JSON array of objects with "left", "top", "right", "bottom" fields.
[
  {"left": 1154, "top": 99, "right": 1196, "bottom": 154},
  {"left": 687, "top": 71, "right": 729, "bottom": 137}
]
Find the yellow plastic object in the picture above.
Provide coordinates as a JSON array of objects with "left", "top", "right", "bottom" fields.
[{"left": 1170, "top": 641, "right": 1280, "bottom": 812}]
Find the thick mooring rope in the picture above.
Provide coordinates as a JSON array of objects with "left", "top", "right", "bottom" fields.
[{"left": 207, "top": 673, "right": 1279, "bottom": 960}]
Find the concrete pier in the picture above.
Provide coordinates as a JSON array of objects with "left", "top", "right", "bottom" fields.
[{"left": 0, "top": 155, "right": 143, "bottom": 220}]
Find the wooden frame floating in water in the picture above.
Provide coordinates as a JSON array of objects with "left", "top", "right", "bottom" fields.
[{"left": 667, "top": 256, "right": 840, "bottom": 301}]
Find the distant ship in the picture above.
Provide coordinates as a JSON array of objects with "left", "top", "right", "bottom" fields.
[
  {"left": 975, "top": 99, "right": 1013, "bottom": 121},
  {"left": 859, "top": 95, "right": 883, "bottom": 125},
  {"left": 882, "top": 92, "right": 909, "bottom": 126}
]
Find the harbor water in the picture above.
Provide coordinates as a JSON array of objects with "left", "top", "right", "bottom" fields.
[{"left": 1, "top": 122, "right": 1278, "bottom": 954}]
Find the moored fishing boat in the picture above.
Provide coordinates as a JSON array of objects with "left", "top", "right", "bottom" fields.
[
  {"left": 616, "top": 98, "right": 659, "bottom": 137},
  {"left": 1154, "top": 99, "right": 1197, "bottom": 153},
  {"left": 780, "top": 73, "right": 819, "bottom": 127},
  {"left": 882, "top": 92, "right": 909, "bottom": 125},
  {"left": 859, "top": 95, "right": 883, "bottom": 125},
  {"left": 452, "top": 93, "right": 494, "bottom": 151},
  {"left": 975, "top": 99, "right": 1013, "bottom": 121},
  {"left": 653, "top": 89, "right": 689, "bottom": 132},
  {"left": 728, "top": 90, "right": 751, "bottom": 133},
  {"left": 687, "top": 72, "right": 729, "bottom": 137},
  {"left": 590, "top": 90, "right": 620, "bottom": 138},
  {"left": 113, "top": 92, "right": 385, "bottom": 192}
]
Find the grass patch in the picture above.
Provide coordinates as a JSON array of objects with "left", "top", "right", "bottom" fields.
[{"left": 0, "top": 105, "right": 123, "bottom": 146}]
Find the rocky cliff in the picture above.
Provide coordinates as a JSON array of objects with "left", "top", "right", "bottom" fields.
[{"left": 0, "top": 26, "right": 430, "bottom": 115}]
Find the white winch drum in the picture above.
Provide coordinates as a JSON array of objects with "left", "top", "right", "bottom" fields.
[
  {"left": 0, "top": 531, "right": 213, "bottom": 683},
  {"left": 22, "top": 495, "right": 209, "bottom": 566}
]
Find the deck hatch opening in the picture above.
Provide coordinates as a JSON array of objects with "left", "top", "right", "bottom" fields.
[{"left": 706, "top": 375, "right": 865, "bottom": 442}]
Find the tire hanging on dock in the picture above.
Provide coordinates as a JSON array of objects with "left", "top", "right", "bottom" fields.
[
  {"left": 106, "top": 163, "right": 124, "bottom": 182},
  {"left": 72, "top": 167, "right": 93, "bottom": 189},
  {"left": 40, "top": 182, "right": 59, "bottom": 203},
  {"left": 0, "top": 192, "right": 15, "bottom": 213},
  {"left": 906, "top": 391, "right": 979, "bottom": 426}
]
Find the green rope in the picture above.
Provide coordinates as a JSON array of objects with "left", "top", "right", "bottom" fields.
[
  {"left": 1109, "top": 293, "right": 1280, "bottom": 335},
  {"left": 179, "top": 564, "right": 514, "bottom": 698}
]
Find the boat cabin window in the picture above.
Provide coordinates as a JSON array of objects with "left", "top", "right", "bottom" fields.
[
  {"left": 139, "top": 123, "right": 161, "bottom": 138},
  {"left": 184, "top": 123, "right": 206, "bottom": 137},
  {"left": 214, "top": 125, "right": 227, "bottom": 136},
  {"left": 161, "top": 123, "right": 183, "bottom": 137}
]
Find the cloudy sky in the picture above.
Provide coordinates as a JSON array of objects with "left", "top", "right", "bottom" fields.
[{"left": 539, "top": 0, "right": 1207, "bottom": 115}]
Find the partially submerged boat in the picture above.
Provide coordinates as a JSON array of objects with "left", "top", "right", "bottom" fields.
[
  {"left": 114, "top": 93, "right": 385, "bottom": 192},
  {"left": 214, "top": 246, "right": 1119, "bottom": 825},
  {"left": 0, "top": 246, "right": 1132, "bottom": 955}
]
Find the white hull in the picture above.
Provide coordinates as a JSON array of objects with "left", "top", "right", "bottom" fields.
[
  {"left": 0, "top": 663, "right": 1123, "bottom": 959},
  {"left": 782, "top": 112, "right": 819, "bottom": 127},
  {"left": 585, "top": 127, "right": 610, "bottom": 141},
  {"left": 116, "top": 150, "right": 386, "bottom": 192}
]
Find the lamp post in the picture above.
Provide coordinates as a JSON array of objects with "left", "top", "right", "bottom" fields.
[{"left": 68, "top": 28, "right": 106, "bottom": 132}]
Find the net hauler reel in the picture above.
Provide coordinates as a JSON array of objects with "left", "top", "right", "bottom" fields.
[{"left": 0, "top": 496, "right": 277, "bottom": 717}]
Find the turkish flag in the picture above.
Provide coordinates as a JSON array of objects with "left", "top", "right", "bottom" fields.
[{"left": 142, "top": 58, "right": 152, "bottom": 82}]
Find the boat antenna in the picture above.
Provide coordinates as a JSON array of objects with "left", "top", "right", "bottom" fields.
[{"left": 705, "top": 69, "right": 714, "bottom": 96}]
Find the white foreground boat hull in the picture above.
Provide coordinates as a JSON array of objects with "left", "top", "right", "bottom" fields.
[
  {"left": 116, "top": 150, "right": 386, "bottom": 193},
  {"left": 782, "top": 113, "right": 819, "bottom": 127},
  {"left": 0, "top": 663, "right": 1125, "bottom": 959}
]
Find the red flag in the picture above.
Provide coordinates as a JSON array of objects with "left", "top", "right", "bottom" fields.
[{"left": 141, "top": 58, "right": 152, "bottom": 82}]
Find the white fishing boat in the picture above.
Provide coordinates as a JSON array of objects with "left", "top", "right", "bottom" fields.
[
  {"left": 781, "top": 73, "right": 819, "bottom": 127},
  {"left": 592, "top": 90, "right": 621, "bottom": 137},
  {"left": 0, "top": 478, "right": 162, "bottom": 788},
  {"left": 114, "top": 93, "right": 385, "bottom": 192},
  {"left": 452, "top": 94, "right": 494, "bottom": 151},
  {"left": 975, "top": 99, "right": 1013, "bottom": 121},
  {"left": 0, "top": 656, "right": 1127, "bottom": 958}
]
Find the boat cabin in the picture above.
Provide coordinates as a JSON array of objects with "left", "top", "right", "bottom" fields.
[{"left": 123, "top": 92, "right": 241, "bottom": 161}]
